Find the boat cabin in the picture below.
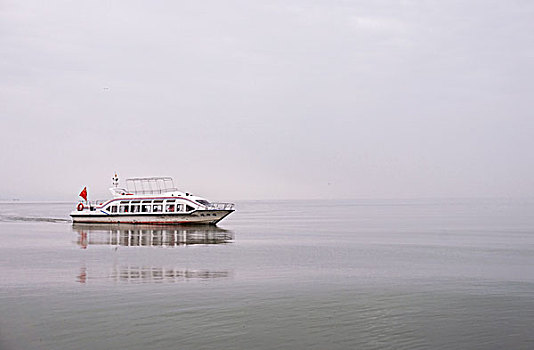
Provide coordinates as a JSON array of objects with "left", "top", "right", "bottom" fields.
[{"left": 103, "top": 198, "right": 197, "bottom": 215}]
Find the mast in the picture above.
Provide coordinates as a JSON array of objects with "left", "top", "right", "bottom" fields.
[{"left": 112, "top": 173, "right": 119, "bottom": 187}]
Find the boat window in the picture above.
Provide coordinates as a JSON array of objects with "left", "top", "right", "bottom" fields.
[
  {"left": 120, "top": 201, "right": 129, "bottom": 204},
  {"left": 165, "top": 204, "right": 175, "bottom": 212},
  {"left": 166, "top": 199, "right": 175, "bottom": 203},
  {"left": 176, "top": 204, "right": 184, "bottom": 212},
  {"left": 197, "top": 200, "right": 211, "bottom": 206},
  {"left": 119, "top": 205, "right": 129, "bottom": 213},
  {"left": 111, "top": 206, "right": 118, "bottom": 213},
  {"left": 153, "top": 204, "right": 163, "bottom": 213},
  {"left": 142, "top": 200, "right": 152, "bottom": 204},
  {"left": 131, "top": 205, "right": 140, "bottom": 213},
  {"left": 185, "top": 205, "right": 195, "bottom": 212},
  {"left": 153, "top": 200, "right": 164, "bottom": 203},
  {"left": 131, "top": 201, "right": 140, "bottom": 204},
  {"left": 105, "top": 206, "right": 111, "bottom": 211},
  {"left": 141, "top": 204, "right": 151, "bottom": 213}
]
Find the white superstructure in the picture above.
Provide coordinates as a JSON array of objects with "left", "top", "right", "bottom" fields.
[{"left": 70, "top": 176, "right": 234, "bottom": 225}]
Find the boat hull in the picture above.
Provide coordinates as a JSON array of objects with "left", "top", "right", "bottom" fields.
[{"left": 70, "top": 210, "right": 234, "bottom": 225}]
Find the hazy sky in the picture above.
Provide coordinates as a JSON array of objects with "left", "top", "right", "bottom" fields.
[{"left": 1, "top": 0, "right": 533, "bottom": 201}]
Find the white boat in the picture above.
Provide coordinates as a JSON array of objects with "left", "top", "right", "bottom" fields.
[{"left": 70, "top": 175, "right": 235, "bottom": 225}]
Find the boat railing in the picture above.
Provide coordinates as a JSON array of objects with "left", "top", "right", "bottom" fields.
[
  {"left": 126, "top": 187, "right": 178, "bottom": 195},
  {"left": 205, "top": 202, "right": 235, "bottom": 210},
  {"left": 77, "top": 200, "right": 107, "bottom": 209}
]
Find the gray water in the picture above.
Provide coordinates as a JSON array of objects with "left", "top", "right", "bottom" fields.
[{"left": 1, "top": 199, "right": 533, "bottom": 349}]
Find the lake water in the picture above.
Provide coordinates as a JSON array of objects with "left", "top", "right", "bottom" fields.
[{"left": 1, "top": 199, "right": 533, "bottom": 349}]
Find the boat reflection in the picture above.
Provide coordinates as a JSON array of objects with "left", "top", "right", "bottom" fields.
[
  {"left": 73, "top": 223, "right": 234, "bottom": 248},
  {"left": 76, "top": 266, "right": 231, "bottom": 284},
  {"left": 110, "top": 266, "right": 230, "bottom": 283}
]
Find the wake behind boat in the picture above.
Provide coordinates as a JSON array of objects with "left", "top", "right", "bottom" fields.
[{"left": 70, "top": 175, "right": 234, "bottom": 225}]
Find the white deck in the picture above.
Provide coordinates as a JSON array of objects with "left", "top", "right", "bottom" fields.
[{"left": 71, "top": 210, "right": 233, "bottom": 224}]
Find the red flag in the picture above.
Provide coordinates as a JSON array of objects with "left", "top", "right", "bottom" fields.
[{"left": 79, "top": 187, "right": 87, "bottom": 201}]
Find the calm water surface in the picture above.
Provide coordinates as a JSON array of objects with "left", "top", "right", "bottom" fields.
[{"left": 1, "top": 199, "right": 533, "bottom": 349}]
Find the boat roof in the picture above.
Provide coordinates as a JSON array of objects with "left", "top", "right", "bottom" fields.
[{"left": 125, "top": 177, "right": 178, "bottom": 195}]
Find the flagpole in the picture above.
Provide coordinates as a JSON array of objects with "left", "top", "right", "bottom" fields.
[{"left": 79, "top": 187, "right": 88, "bottom": 209}]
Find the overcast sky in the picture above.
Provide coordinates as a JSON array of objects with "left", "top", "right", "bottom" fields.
[{"left": 1, "top": 0, "right": 533, "bottom": 201}]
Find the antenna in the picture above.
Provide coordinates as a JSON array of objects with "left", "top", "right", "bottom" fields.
[{"left": 112, "top": 172, "right": 119, "bottom": 188}]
